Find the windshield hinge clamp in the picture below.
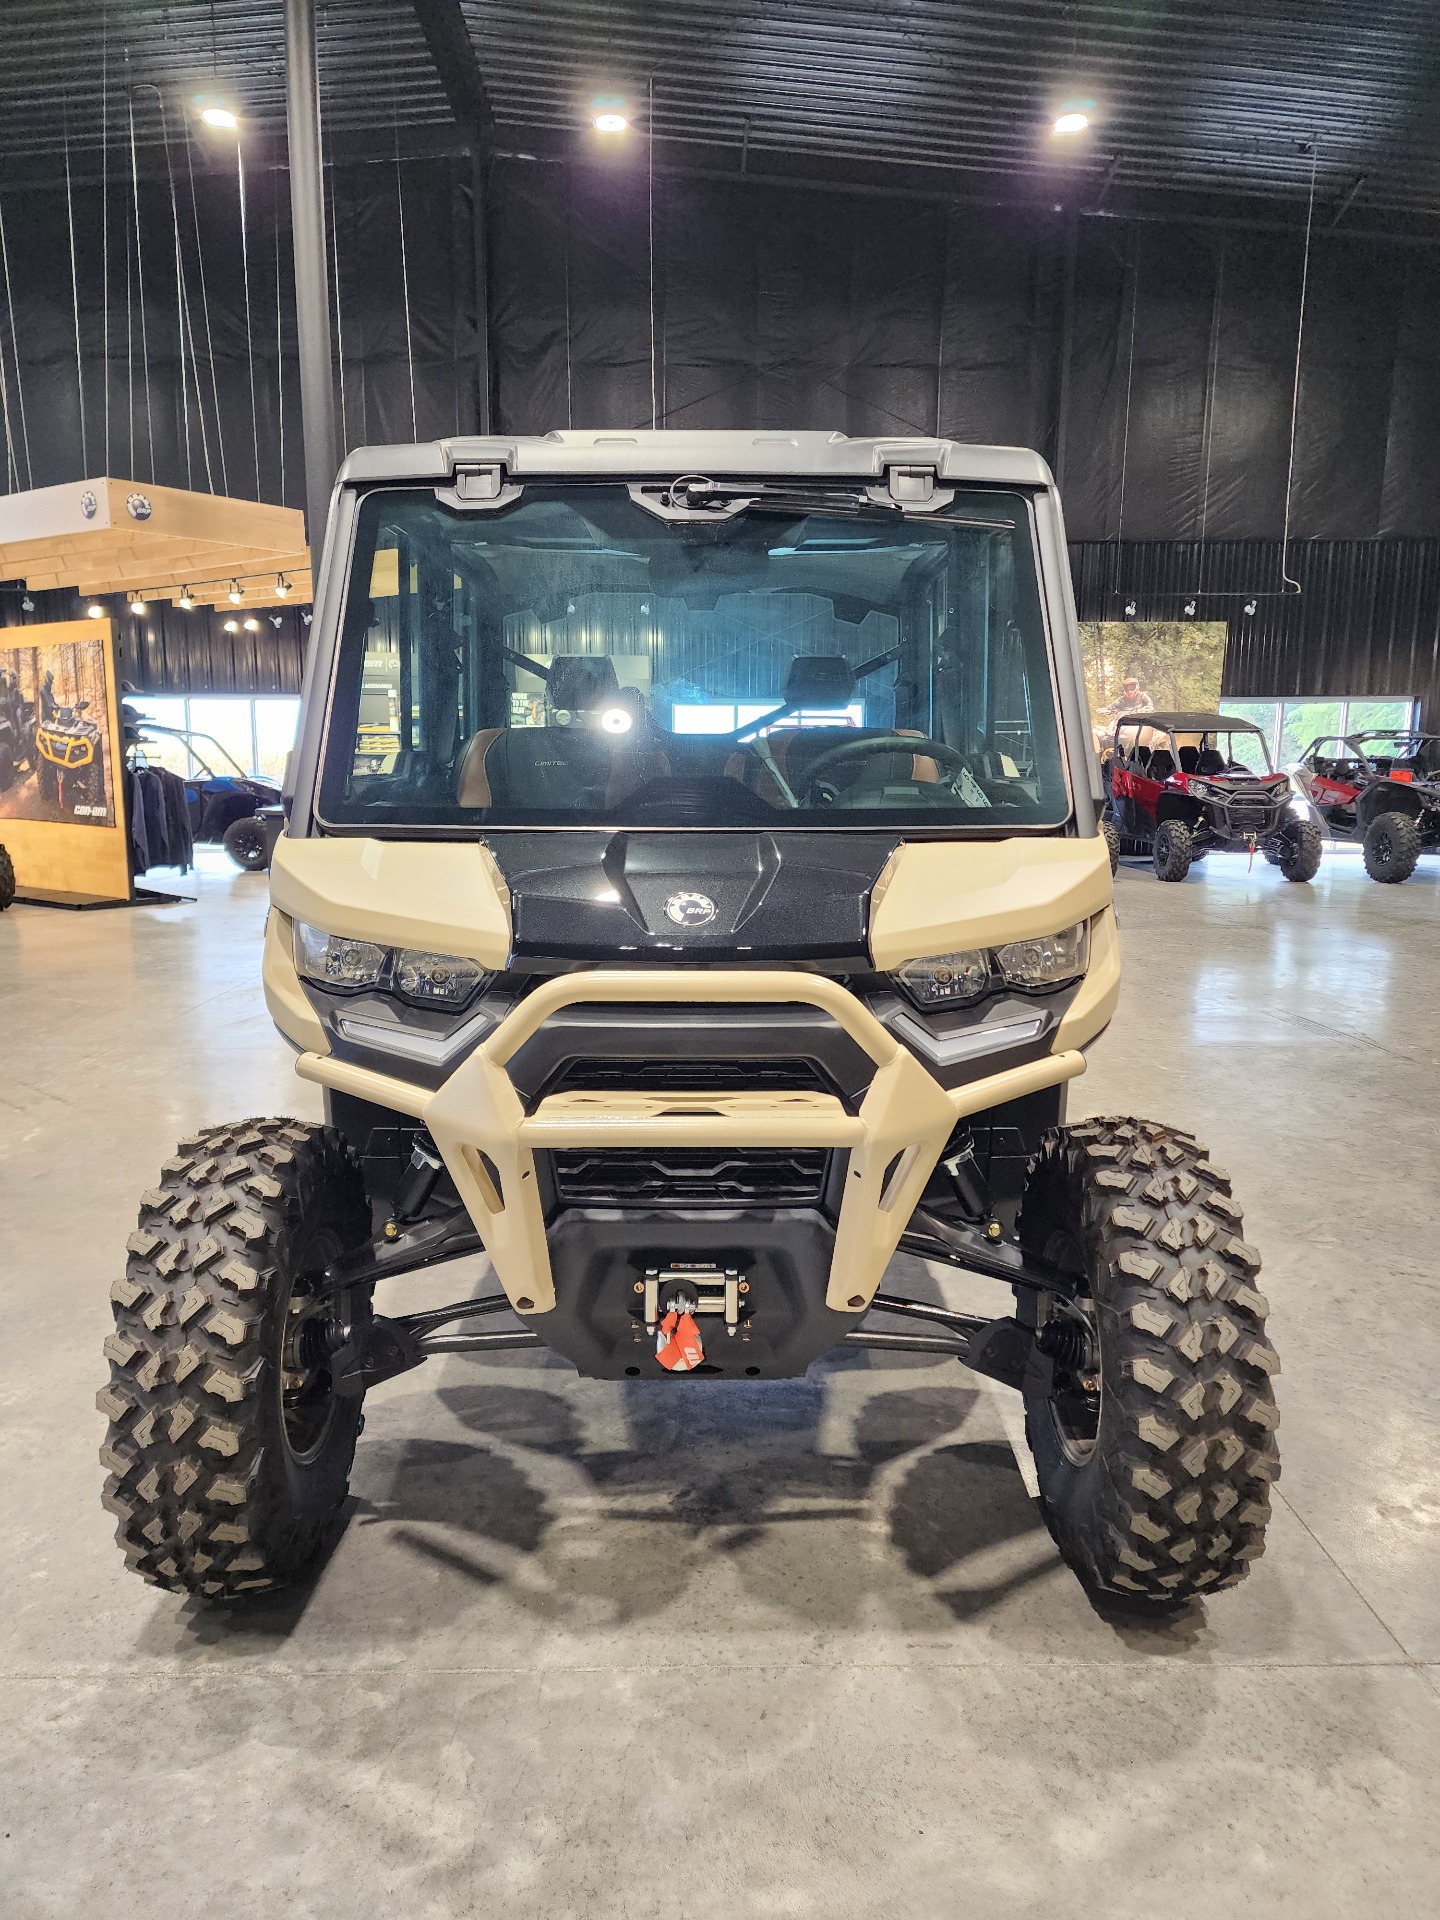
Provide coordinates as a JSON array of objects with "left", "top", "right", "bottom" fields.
[{"left": 437, "top": 463, "right": 523, "bottom": 512}]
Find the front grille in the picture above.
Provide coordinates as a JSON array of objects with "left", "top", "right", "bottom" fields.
[
  {"left": 541, "top": 1056, "right": 839, "bottom": 1099},
  {"left": 550, "top": 1147, "right": 830, "bottom": 1207}
]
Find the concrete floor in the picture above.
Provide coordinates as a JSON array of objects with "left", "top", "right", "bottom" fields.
[{"left": 1, "top": 846, "right": 1438, "bottom": 1917}]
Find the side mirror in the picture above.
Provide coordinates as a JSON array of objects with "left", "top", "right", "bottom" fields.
[{"left": 75, "top": 700, "right": 90, "bottom": 711}]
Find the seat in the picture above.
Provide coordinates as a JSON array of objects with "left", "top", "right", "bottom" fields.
[
  {"left": 1178, "top": 745, "right": 1200, "bottom": 774},
  {"left": 1196, "top": 748, "right": 1227, "bottom": 775},
  {"left": 782, "top": 653, "right": 857, "bottom": 711},
  {"left": 1147, "top": 749, "right": 1176, "bottom": 779},
  {"left": 457, "top": 657, "right": 670, "bottom": 810}
]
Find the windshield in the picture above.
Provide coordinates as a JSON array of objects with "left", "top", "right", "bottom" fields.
[
  {"left": 318, "top": 483, "right": 1071, "bottom": 831},
  {"left": 1116, "top": 726, "right": 1274, "bottom": 775}
]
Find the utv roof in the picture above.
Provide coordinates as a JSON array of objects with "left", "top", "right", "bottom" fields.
[
  {"left": 1115, "top": 711, "right": 1264, "bottom": 734},
  {"left": 335, "top": 430, "right": 1054, "bottom": 488}
]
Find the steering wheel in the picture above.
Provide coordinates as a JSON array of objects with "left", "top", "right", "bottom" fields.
[{"left": 796, "top": 734, "right": 972, "bottom": 807}]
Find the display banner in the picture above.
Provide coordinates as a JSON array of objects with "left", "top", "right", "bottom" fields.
[
  {"left": 0, "top": 620, "right": 130, "bottom": 903},
  {"left": 1080, "top": 619, "right": 1229, "bottom": 751}
]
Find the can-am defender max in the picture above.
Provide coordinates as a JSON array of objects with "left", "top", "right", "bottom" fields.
[{"left": 100, "top": 434, "right": 1279, "bottom": 1610}]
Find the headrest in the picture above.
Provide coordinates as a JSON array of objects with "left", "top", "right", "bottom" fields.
[
  {"left": 546, "top": 655, "right": 620, "bottom": 713},
  {"left": 783, "top": 654, "right": 856, "bottom": 710}
]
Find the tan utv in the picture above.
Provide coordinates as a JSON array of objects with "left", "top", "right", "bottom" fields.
[{"left": 99, "top": 432, "right": 1279, "bottom": 1609}]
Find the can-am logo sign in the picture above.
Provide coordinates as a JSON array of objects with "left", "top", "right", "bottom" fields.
[{"left": 664, "top": 891, "right": 718, "bottom": 928}]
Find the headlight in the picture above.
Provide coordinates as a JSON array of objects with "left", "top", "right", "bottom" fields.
[
  {"left": 893, "top": 948, "right": 991, "bottom": 1007},
  {"left": 393, "top": 948, "right": 488, "bottom": 1007},
  {"left": 292, "top": 922, "right": 488, "bottom": 1008},
  {"left": 893, "top": 921, "right": 1089, "bottom": 1008},
  {"left": 293, "top": 922, "right": 387, "bottom": 991},
  {"left": 995, "top": 922, "right": 1089, "bottom": 990}
]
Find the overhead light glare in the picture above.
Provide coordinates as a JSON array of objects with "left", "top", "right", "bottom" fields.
[
  {"left": 129, "top": 597, "right": 147, "bottom": 615},
  {"left": 242, "top": 616, "right": 260, "bottom": 632},
  {"left": 222, "top": 618, "right": 239, "bottom": 633},
  {"left": 201, "top": 106, "right": 239, "bottom": 131},
  {"left": 593, "top": 111, "right": 629, "bottom": 134},
  {"left": 1053, "top": 111, "right": 1090, "bottom": 137},
  {"left": 86, "top": 602, "right": 105, "bottom": 619}
]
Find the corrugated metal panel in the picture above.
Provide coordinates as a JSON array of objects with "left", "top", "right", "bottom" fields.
[
  {"left": 0, "top": 2, "right": 1436, "bottom": 226},
  {"left": 1070, "top": 537, "right": 1440, "bottom": 721},
  {"left": 0, "top": 586, "right": 306, "bottom": 694}
]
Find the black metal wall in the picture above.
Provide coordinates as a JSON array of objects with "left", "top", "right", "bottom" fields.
[
  {"left": 0, "top": 586, "right": 307, "bottom": 695},
  {"left": 2, "top": 152, "right": 1439, "bottom": 701}
]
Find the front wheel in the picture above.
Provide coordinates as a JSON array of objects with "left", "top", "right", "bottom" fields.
[
  {"left": 1276, "top": 818, "right": 1323, "bottom": 882},
  {"left": 0, "top": 843, "right": 14, "bottom": 910},
  {"left": 1018, "top": 1117, "right": 1279, "bottom": 1606},
  {"left": 1152, "top": 819, "right": 1194, "bottom": 882},
  {"left": 222, "top": 813, "right": 271, "bottom": 872},
  {"left": 1362, "top": 811, "right": 1421, "bottom": 883},
  {"left": 1101, "top": 820, "right": 1120, "bottom": 876},
  {"left": 100, "top": 1118, "right": 372, "bottom": 1598}
]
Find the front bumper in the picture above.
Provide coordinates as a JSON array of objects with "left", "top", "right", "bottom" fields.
[{"left": 292, "top": 966, "right": 1094, "bottom": 1318}]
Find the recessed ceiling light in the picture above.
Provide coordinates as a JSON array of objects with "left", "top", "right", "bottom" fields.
[
  {"left": 201, "top": 106, "right": 239, "bottom": 131},
  {"left": 593, "top": 111, "right": 629, "bottom": 134},
  {"left": 1053, "top": 111, "right": 1090, "bottom": 136}
]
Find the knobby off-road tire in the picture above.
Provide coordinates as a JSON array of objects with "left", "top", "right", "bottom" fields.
[
  {"left": 1019, "top": 1117, "right": 1279, "bottom": 1605},
  {"left": 1362, "top": 811, "right": 1421, "bottom": 883},
  {"left": 99, "top": 1119, "right": 372, "bottom": 1598},
  {"left": 1277, "top": 817, "right": 1323, "bottom": 882},
  {"left": 1152, "top": 819, "right": 1194, "bottom": 882},
  {"left": 1101, "top": 820, "right": 1121, "bottom": 876},
  {"left": 0, "top": 843, "right": 14, "bottom": 910},
  {"left": 222, "top": 813, "right": 271, "bottom": 872}
]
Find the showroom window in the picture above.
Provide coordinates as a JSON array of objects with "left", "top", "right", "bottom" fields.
[
  {"left": 125, "top": 693, "right": 302, "bottom": 783},
  {"left": 1222, "top": 696, "right": 1414, "bottom": 768}
]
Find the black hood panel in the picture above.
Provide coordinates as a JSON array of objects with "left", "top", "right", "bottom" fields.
[{"left": 488, "top": 831, "right": 898, "bottom": 963}]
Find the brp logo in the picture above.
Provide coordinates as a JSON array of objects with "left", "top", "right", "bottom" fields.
[
  {"left": 664, "top": 891, "right": 718, "bottom": 929},
  {"left": 79, "top": 490, "right": 98, "bottom": 519},
  {"left": 126, "top": 493, "right": 153, "bottom": 521}
]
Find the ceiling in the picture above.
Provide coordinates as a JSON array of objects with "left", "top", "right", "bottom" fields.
[{"left": 1, "top": 0, "right": 1437, "bottom": 232}]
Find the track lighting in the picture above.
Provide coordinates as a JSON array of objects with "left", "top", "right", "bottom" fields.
[
  {"left": 21, "top": 594, "right": 34, "bottom": 612},
  {"left": 222, "top": 618, "right": 239, "bottom": 633},
  {"left": 275, "top": 575, "right": 291, "bottom": 597},
  {"left": 301, "top": 610, "right": 312, "bottom": 625},
  {"left": 201, "top": 106, "right": 239, "bottom": 132},
  {"left": 86, "top": 603, "right": 104, "bottom": 619},
  {"left": 178, "top": 588, "right": 195, "bottom": 610},
  {"left": 228, "top": 581, "right": 243, "bottom": 604},
  {"left": 242, "top": 617, "right": 260, "bottom": 632},
  {"left": 1124, "top": 600, "right": 1137, "bottom": 617},
  {"left": 1183, "top": 599, "right": 1197, "bottom": 617},
  {"left": 1244, "top": 599, "right": 1258, "bottom": 616},
  {"left": 129, "top": 597, "right": 147, "bottom": 615}
]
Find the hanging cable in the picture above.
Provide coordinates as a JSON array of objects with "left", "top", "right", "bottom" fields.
[
  {"left": 274, "top": 219, "right": 285, "bottom": 503},
  {"left": 327, "top": 157, "right": 350, "bottom": 452},
  {"left": 236, "top": 143, "right": 261, "bottom": 496},
  {"left": 394, "top": 123, "right": 417, "bottom": 438},
  {"left": 648, "top": 75, "right": 657, "bottom": 432},
  {"left": 564, "top": 165, "right": 573, "bottom": 430},
  {"left": 62, "top": 98, "right": 89, "bottom": 473},
  {"left": 152, "top": 92, "right": 194, "bottom": 490},
  {"left": 1110, "top": 224, "right": 1140, "bottom": 605},
  {"left": 102, "top": 7, "right": 110, "bottom": 474},
  {"left": 185, "top": 120, "right": 229, "bottom": 495},
  {"left": 124, "top": 136, "right": 135, "bottom": 475},
  {"left": 0, "top": 274, "right": 16, "bottom": 490},
  {"left": 0, "top": 195, "right": 35, "bottom": 489},
  {"left": 1280, "top": 143, "right": 1320, "bottom": 595},
  {"left": 126, "top": 90, "right": 157, "bottom": 482}
]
